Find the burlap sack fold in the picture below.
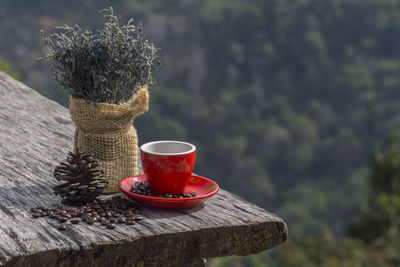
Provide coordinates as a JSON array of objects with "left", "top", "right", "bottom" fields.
[{"left": 69, "top": 85, "right": 149, "bottom": 194}]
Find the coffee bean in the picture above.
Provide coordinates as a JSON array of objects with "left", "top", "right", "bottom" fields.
[
  {"left": 59, "top": 217, "right": 68, "bottom": 223},
  {"left": 82, "top": 216, "right": 91, "bottom": 222},
  {"left": 128, "top": 206, "right": 137, "bottom": 212},
  {"left": 106, "top": 223, "right": 116, "bottom": 229},
  {"left": 117, "top": 218, "right": 126, "bottom": 224},
  {"left": 124, "top": 210, "right": 133, "bottom": 216},
  {"left": 135, "top": 215, "right": 144, "bottom": 221},
  {"left": 70, "top": 218, "right": 80, "bottom": 224},
  {"left": 30, "top": 196, "right": 143, "bottom": 228},
  {"left": 57, "top": 225, "right": 66, "bottom": 231}
]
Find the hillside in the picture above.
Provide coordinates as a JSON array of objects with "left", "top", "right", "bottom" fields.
[{"left": 2, "top": 0, "right": 400, "bottom": 243}]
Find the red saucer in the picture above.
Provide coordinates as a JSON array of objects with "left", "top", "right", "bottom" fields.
[{"left": 119, "top": 174, "right": 219, "bottom": 209}]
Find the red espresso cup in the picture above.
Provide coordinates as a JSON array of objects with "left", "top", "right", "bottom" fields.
[{"left": 140, "top": 141, "right": 196, "bottom": 195}]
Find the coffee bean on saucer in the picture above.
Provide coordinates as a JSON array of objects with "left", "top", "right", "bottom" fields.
[
  {"left": 57, "top": 225, "right": 66, "bottom": 231},
  {"left": 109, "top": 218, "right": 116, "bottom": 223},
  {"left": 190, "top": 192, "right": 198, "bottom": 197},
  {"left": 32, "top": 213, "right": 41, "bottom": 218},
  {"left": 100, "top": 220, "right": 108, "bottom": 226},
  {"left": 86, "top": 219, "right": 94, "bottom": 225}
]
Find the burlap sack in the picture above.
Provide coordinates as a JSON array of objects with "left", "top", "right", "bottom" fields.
[{"left": 69, "top": 85, "right": 149, "bottom": 194}]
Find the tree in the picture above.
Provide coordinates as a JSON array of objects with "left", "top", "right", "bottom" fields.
[{"left": 349, "top": 134, "right": 400, "bottom": 242}]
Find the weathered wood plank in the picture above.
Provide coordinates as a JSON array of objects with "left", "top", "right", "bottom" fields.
[{"left": 0, "top": 72, "right": 287, "bottom": 266}]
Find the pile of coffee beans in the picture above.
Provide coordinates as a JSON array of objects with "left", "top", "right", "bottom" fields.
[
  {"left": 131, "top": 181, "right": 198, "bottom": 198},
  {"left": 30, "top": 196, "right": 143, "bottom": 231}
]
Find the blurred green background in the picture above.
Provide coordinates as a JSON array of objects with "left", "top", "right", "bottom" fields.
[{"left": 1, "top": 0, "right": 400, "bottom": 265}]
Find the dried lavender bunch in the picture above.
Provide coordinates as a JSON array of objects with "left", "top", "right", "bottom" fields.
[{"left": 41, "top": 7, "right": 160, "bottom": 104}]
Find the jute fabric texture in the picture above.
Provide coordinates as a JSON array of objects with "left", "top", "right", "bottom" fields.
[{"left": 69, "top": 86, "right": 149, "bottom": 194}]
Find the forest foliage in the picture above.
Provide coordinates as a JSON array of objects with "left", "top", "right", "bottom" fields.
[{"left": 2, "top": 0, "right": 400, "bottom": 265}]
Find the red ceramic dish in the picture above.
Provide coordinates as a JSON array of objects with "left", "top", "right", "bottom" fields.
[{"left": 119, "top": 174, "right": 219, "bottom": 209}]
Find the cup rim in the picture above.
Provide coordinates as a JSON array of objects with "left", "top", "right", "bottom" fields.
[{"left": 140, "top": 140, "right": 196, "bottom": 156}]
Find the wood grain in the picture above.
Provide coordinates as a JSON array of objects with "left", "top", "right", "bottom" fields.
[{"left": 0, "top": 72, "right": 287, "bottom": 266}]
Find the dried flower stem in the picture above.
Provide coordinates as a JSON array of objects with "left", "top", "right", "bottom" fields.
[{"left": 41, "top": 7, "right": 160, "bottom": 104}]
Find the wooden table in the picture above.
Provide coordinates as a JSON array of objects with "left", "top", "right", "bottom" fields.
[{"left": 0, "top": 72, "right": 287, "bottom": 266}]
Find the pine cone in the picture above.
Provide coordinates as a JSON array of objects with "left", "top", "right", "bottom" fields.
[{"left": 53, "top": 150, "right": 108, "bottom": 204}]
